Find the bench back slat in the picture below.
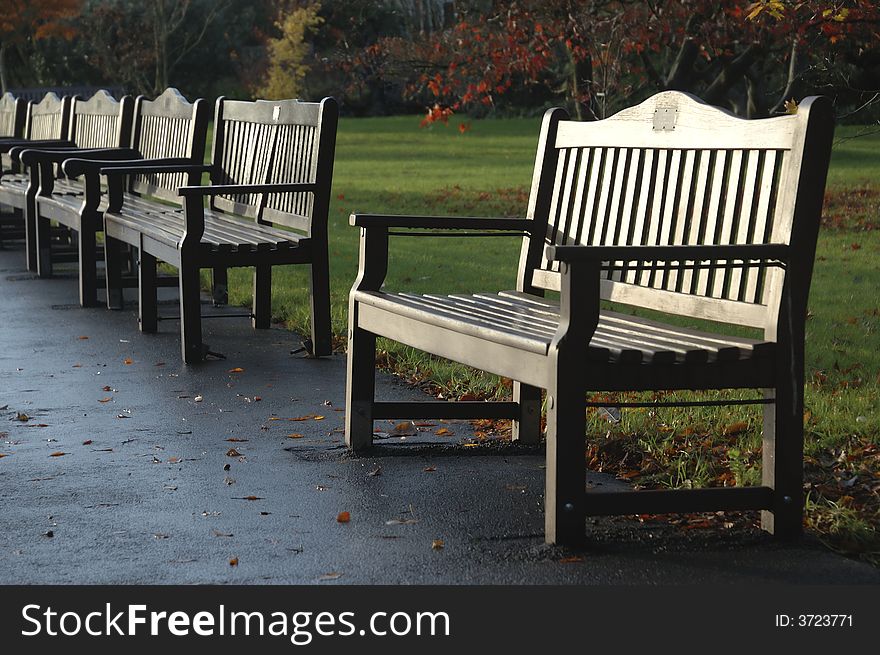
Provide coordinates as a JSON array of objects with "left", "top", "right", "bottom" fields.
[
  {"left": 128, "top": 88, "right": 209, "bottom": 202},
  {"left": 68, "top": 89, "right": 133, "bottom": 150},
  {"left": 209, "top": 96, "right": 337, "bottom": 234},
  {"left": 0, "top": 92, "right": 26, "bottom": 138},
  {"left": 522, "top": 91, "right": 833, "bottom": 332},
  {"left": 25, "top": 92, "right": 71, "bottom": 141}
]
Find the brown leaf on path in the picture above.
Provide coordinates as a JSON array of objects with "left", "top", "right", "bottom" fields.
[
  {"left": 123, "top": 358, "right": 133, "bottom": 365},
  {"left": 618, "top": 470, "right": 640, "bottom": 480},
  {"left": 194, "top": 395, "right": 203, "bottom": 402},
  {"left": 82, "top": 440, "right": 93, "bottom": 445},
  {"left": 225, "top": 448, "right": 242, "bottom": 457},
  {"left": 336, "top": 511, "right": 351, "bottom": 523},
  {"left": 167, "top": 456, "right": 181, "bottom": 464},
  {"left": 434, "top": 428, "right": 453, "bottom": 436},
  {"left": 423, "top": 466, "right": 436, "bottom": 472},
  {"left": 229, "top": 557, "right": 239, "bottom": 566},
  {"left": 318, "top": 572, "right": 342, "bottom": 581},
  {"left": 234, "top": 496, "right": 263, "bottom": 501},
  {"left": 16, "top": 413, "right": 30, "bottom": 422},
  {"left": 102, "top": 385, "right": 113, "bottom": 392},
  {"left": 77, "top": 335, "right": 89, "bottom": 340},
  {"left": 367, "top": 466, "right": 382, "bottom": 477},
  {"left": 287, "top": 433, "right": 304, "bottom": 439},
  {"left": 72, "top": 363, "right": 82, "bottom": 368},
  {"left": 228, "top": 367, "right": 245, "bottom": 373},
  {"left": 225, "top": 438, "right": 248, "bottom": 443},
  {"left": 559, "top": 556, "right": 585, "bottom": 563},
  {"left": 98, "top": 397, "right": 112, "bottom": 403},
  {"left": 431, "top": 539, "right": 444, "bottom": 550},
  {"left": 25, "top": 424, "right": 49, "bottom": 428},
  {"left": 414, "top": 422, "right": 436, "bottom": 427},
  {"left": 49, "top": 452, "right": 67, "bottom": 457},
  {"left": 0, "top": 453, "right": 7, "bottom": 458},
  {"left": 313, "top": 415, "right": 325, "bottom": 421}
]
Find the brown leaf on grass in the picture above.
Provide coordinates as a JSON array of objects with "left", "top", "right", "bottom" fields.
[
  {"left": 431, "top": 539, "right": 444, "bottom": 550},
  {"left": 434, "top": 428, "right": 453, "bottom": 436},
  {"left": 225, "top": 448, "right": 242, "bottom": 457},
  {"left": 229, "top": 557, "right": 239, "bottom": 566},
  {"left": 82, "top": 440, "right": 93, "bottom": 445},
  {"left": 225, "top": 438, "right": 248, "bottom": 443},
  {"left": 336, "top": 511, "right": 351, "bottom": 523},
  {"left": 98, "top": 397, "right": 112, "bottom": 403},
  {"left": 228, "top": 367, "right": 245, "bottom": 373},
  {"left": 722, "top": 421, "right": 750, "bottom": 436},
  {"left": 123, "top": 358, "right": 133, "bottom": 365},
  {"left": 49, "top": 452, "right": 67, "bottom": 457}
]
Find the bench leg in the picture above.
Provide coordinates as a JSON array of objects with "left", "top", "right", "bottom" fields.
[
  {"left": 105, "top": 235, "right": 125, "bottom": 309},
  {"left": 512, "top": 381, "right": 542, "bottom": 444},
  {"left": 252, "top": 264, "right": 271, "bottom": 329},
  {"left": 309, "top": 258, "right": 333, "bottom": 357},
  {"left": 761, "top": 384, "right": 804, "bottom": 540},
  {"left": 544, "top": 360, "right": 587, "bottom": 546},
  {"left": 179, "top": 261, "right": 204, "bottom": 363},
  {"left": 138, "top": 250, "right": 158, "bottom": 333},
  {"left": 35, "top": 215, "right": 53, "bottom": 278},
  {"left": 212, "top": 266, "right": 228, "bottom": 306},
  {"left": 344, "top": 304, "right": 376, "bottom": 451},
  {"left": 78, "top": 218, "right": 99, "bottom": 307}
]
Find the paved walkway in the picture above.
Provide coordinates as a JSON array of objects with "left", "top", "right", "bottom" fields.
[{"left": 1, "top": 244, "right": 878, "bottom": 584}]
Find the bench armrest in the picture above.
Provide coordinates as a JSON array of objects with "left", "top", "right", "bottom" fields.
[
  {"left": 62, "top": 157, "right": 206, "bottom": 178},
  {"left": 0, "top": 138, "right": 74, "bottom": 154},
  {"left": 546, "top": 243, "right": 791, "bottom": 264},
  {"left": 351, "top": 213, "right": 534, "bottom": 232},
  {"left": 177, "top": 182, "right": 315, "bottom": 197},
  {"left": 19, "top": 146, "right": 139, "bottom": 166}
]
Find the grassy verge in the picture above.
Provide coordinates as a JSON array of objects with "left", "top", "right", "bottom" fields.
[{"left": 218, "top": 118, "right": 880, "bottom": 563}]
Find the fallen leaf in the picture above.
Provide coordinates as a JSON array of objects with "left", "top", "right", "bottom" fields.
[
  {"left": 318, "top": 572, "right": 342, "bottom": 581},
  {"left": 336, "top": 511, "right": 351, "bottom": 523},
  {"left": 225, "top": 438, "right": 248, "bottom": 443},
  {"left": 431, "top": 539, "right": 444, "bottom": 550},
  {"left": 152, "top": 533, "right": 170, "bottom": 540},
  {"left": 78, "top": 335, "right": 89, "bottom": 340},
  {"left": 229, "top": 557, "right": 238, "bottom": 566},
  {"left": 167, "top": 456, "right": 181, "bottom": 464},
  {"left": 0, "top": 454, "right": 7, "bottom": 458},
  {"left": 618, "top": 470, "right": 640, "bottom": 479},
  {"left": 72, "top": 363, "right": 82, "bottom": 368},
  {"left": 98, "top": 397, "right": 112, "bottom": 403},
  {"left": 226, "top": 448, "right": 242, "bottom": 457},
  {"left": 287, "top": 433, "right": 304, "bottom": 439},
  {"left": 82, "top": 440, "right": 93, "bottom": 445},
  {"left": 228, "top": 368, "right": 245, "bottom": 373},
  {"left": 44, "top": 530, "right": 54, "bottom": 538},
  {"left": 435, "top": 428, "right": 453, "bottom": 436},
  {"left": 367, "top": 466, "right": 382, "bottom": 477},
  {"left": 238, "top": 496, "right": 263, "bottom": 501},
  {"left": 722, "top": 421, "right": 750, "bottom": 436},
  {"left": 123, "top": 358, "right": 133, "bottom": 365},
  {"left": 314, "top": 415, "right": 325, "bottom": 421},
  {"left": 194, "top": 395, "right": 203, "bottom": 403},
  {"left": 423, "top": 466, "right": 436, "bottom": 472},
  {"left": 253, "top": 396, "right": 262, "bottom": 402},
  {"left": 49, "top": 452, "right": 67, "bottom": 457},
  {"left": 16, "top": 413, "right": 30, "bottom": 422},
  {"left": 212, "top": 530, "right": 233, "bottom": 538},
  {"left": 559, "top": 556, "right": 585, "bottom": 563},
  {"left": 102, "top": 385, "right": 113, "bottom": 392},
  {"left": 223, "top": 463, "right": 231, "bottom": 471},
  {"left": 385, "top": 518, "right": 419, "bottom": 526}
]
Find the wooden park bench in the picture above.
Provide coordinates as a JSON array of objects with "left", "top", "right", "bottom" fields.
[
  {"left": 0, "top": 92, "right": 73, "bottom": 261},
  {"left": 69, "top": 96, "right": 338, "bottom": 363},
  {"left": 345, "top": 91, "right": 834, "bottom": 546},
  {"left": 14, "top": 90, "right": 134, "bottom": 303}
]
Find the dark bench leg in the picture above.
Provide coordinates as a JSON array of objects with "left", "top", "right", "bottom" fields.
[
  {"left": 105, "top": 234, "right": 125, "bottom": 309},
  {"left": 309, "top": 256, "right": 333, "bottom": 357},
  {"left": 35, "top": 214, "right": 53, "bottom": 278},
  {"left": 252, "top": 264, "right": 271, "bottom": 329},
  {"left": 25, "top": 193, "right": 38, "bottom": 272},
  {"left": 344, "top": 302, "right": 377, "bottom": 451},
  {"left": 179, "top": 260, "right": 204, "bottom": 363},
  {"left": 544, "top": 353, "right": 587, "bottom": 546},
  {"left": 212, "top": 266, "right": 228, "bottom": 306},
  {"left": 761, "top": 383, "right": 804, "bottom": 540},
  {"left": 78, "top": 214, "right": 99, "bottom": 307},
  {"left": 512, "top": 381, "right": 542, "bottom": 444},
  {"left": 138, "top": 249, "right": 158, "bottom": 333}
]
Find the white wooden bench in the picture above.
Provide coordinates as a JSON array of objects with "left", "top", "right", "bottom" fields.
[{"left": 344, "top": 91, "right": 834, "bottom": 545}]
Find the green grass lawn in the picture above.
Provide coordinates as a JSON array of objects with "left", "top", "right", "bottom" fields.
[{"left": 218, "top": 117, "right": 880, "bottom": 561}]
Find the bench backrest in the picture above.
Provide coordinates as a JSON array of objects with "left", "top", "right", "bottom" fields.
[
  {"left": 209, "top": 96, "right": 338, "bottom": 235},
  {"left": 68, "top": 89, "right": 133, "bottom": 151},
  {"left": 0, "top": 92, "right": 26, "bottom": 138},
  {"left": 128, "top": 87, "right": 209, "bottom": 203},
  {"left": 25, "top": 92, "right": 72, "bottom": 141},
  {"left": 519, "top": 91, "right": 834, "bottom": 334}
]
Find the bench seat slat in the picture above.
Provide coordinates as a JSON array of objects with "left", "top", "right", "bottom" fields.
[{"left": 356, "top": 290, "right": 774, "bottom": 365}]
